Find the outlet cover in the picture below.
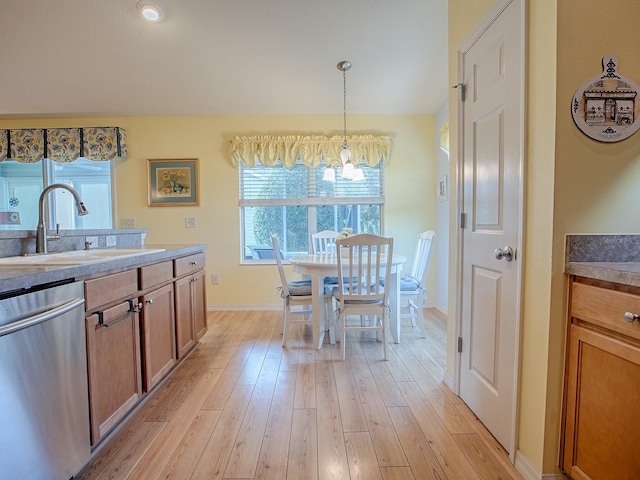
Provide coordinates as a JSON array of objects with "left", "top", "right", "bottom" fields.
[
  {"left": 185, "top": 217, "right": 197, "bottom": 228},
  {"left": 106, "top": 235, "right": 117, "bottom": 247},
  {"left": 211, "top": 273, "right": 219, "bottom": 285},
  {"left": 85, "top": 236, "right": 99, "bottom": 248}
]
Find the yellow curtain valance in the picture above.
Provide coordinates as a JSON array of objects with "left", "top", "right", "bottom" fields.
[
  {"left": 0, "top": 126, "right": 127, "bottom": 163},
  {"left": 230, "top": 134, "right": 392, "bottom": 168}
]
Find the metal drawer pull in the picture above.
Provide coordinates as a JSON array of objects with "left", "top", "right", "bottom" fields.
[
  {"left": 98, "top": 299, "right": 140, "bottom": 328},
  {"left": 190, "top": 261, "right": 198, "bottom": 266},
  {"left": 624, "top": 312, "right": 640, "bottom": 323}
]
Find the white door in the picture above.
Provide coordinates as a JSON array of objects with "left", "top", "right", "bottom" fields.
[{"left": 457, "top": 0, "right": 524, "bottom": 458}]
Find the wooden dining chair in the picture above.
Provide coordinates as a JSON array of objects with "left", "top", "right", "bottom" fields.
[
  {"left": 310, "top": 230, "right": 339, "bottom": 254},
  {"left": 398, "top": 230, "right": 435, "bottom": 336},
  {"left": 270, "top": 234, "right": 334, "bottom": 347},
  {"left": 333, "top": 233, "right": 394, "bottom": 360}
]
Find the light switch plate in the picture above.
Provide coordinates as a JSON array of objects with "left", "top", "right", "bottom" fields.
[
  {"left": 121, "top": 218, "right": 135, "bottom": 228},
  {"left": 185, "top": 217, "right": 197, "bottom": 228}
]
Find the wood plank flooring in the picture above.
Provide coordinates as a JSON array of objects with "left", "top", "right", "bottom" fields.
[{"left": 77, "top": 309, "right": 524, "bottom": 480}]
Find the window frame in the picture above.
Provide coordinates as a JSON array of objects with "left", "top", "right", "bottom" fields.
[{"left": 239, "top": 159, "right": 385, "bottom": 264}]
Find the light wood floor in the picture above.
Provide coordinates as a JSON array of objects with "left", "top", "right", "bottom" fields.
[{"left": 78, "top": 309, "right": 524, "bottom": 480}]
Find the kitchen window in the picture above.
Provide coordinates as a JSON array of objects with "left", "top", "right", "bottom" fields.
[
  {"left": 0, "top": 158, "right": 114, "bottom": 230},
  {"left": 239, "top": 159, "right": 384, "bottom": 262}
]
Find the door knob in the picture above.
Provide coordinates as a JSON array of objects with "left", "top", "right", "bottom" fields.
[{"left": 494, "top": 246, "right": 514, "bottom": 262}]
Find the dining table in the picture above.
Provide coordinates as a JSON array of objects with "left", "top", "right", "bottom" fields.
[{"left": 288, "top": 253, "right": 407, "bottom": 349}]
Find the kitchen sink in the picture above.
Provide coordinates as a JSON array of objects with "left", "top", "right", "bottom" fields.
[{"left": 0, "top": 248, "right": 166, "bottom": 266}]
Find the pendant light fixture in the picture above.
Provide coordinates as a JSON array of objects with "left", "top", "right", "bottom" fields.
[
  {"left": 338, "top": 60, "right": 353, "bottom": 177},
  {"left": 323, "top": 60, "right": 364, "bottom": 182}
]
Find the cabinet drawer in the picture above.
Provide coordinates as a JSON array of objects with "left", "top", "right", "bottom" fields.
[
  {"left": 571, "top": 281, "right": 640, "bottom": 340},
  {"left": 140, "top": 261, "right": 173, "bottom": 290},
  {"left": 174, "top": 252, "right": 206, "bottom": 277},
  {"left": 85, "top": 269, "right": 139, "bottom": 312}
]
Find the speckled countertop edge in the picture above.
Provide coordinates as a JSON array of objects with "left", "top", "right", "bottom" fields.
[
  {"left": 0, "top": 244, "right": 205, "bottom": 293},
  {"left": 565, "top": 234, "right": 640, "bottom": 286}
]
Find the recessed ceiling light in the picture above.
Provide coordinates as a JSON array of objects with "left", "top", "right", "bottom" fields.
[{"left": 137, "top": 1, "right": 164, "bottom": 22}]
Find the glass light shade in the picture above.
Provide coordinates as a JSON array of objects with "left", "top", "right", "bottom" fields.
[
  {"left": 322, "top": 166, "right": 336, "bottom": 182},
  {"left": 352, "top": 167, "right": 365, "bottom": 182},
  {"left": 341, "top": 162, "right": 354, "bottom": 180},
  {"left": 340, "top": 146, "right": 351, "bottom": 164}
]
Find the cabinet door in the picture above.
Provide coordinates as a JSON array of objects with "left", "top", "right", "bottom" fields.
[
  {"left": 194, "top": 269, "right": 207, "bottom": 340},
  {"left": 175, "top": 275, "right": 196, "bottom": 359},
  {"left": 86, "top": 300, "right": 142, "bottom": 445},
  {"left": 174, "top": 270, "right": 207, "bottom": 359},
  {"left": 563, "top": 324, "right": 640, "bottom": 480},
  {"left": 141, "top": 283, "right": 177, "bottom": 391}
]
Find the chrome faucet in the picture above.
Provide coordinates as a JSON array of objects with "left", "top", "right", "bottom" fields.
[{"left": 36, "top": 184, "right": 89, "bottom": 254}]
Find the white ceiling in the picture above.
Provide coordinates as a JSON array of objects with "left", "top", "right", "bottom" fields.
[{"left": 0, "top": 0, "right": 449, "bottom": 118}]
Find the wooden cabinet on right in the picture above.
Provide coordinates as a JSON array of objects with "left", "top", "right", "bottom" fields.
[
  {"left": 174, "top": 253, "right": 207, "bottom": 359},
  {"left": 562, "top": 279, "right": 640, "bottom": 480}
]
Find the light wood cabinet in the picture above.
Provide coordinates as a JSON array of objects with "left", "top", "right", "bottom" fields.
[
  {"left": 174, "top": 253, "right": 207, "bottom": 359},
  {"left": 562, "top": 279, "right": 640, "bottom": 480},
  {"left": 82, "top": 249, "right": 206, "bottom": 446},
  {"left": 85, "top": 269, "right": 143, "bottom": 446},
  {"left": 85, "top": 300, "right": 142, "bottom": 445},
  {"left": 140, "top": 283, "right": 177, "bottom": 391}
]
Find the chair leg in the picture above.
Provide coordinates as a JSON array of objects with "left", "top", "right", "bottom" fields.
[
  {"left": 326, "top": 298, "right": 336, "bottom": 345},
  {"left": 282, "top": 301, "right": 289, "bottom": 347},
  {"left": 408, "top": 299, "right": 417, "bottom": 327},
  {"left": 340, "top": 311, "right": 347, "bottom": 361},
  {"left": 416, "top": 293, "right": 426, "bottom": 337},
  {"left": 381, "top": 311, "right": 388, "bottom": 360}
]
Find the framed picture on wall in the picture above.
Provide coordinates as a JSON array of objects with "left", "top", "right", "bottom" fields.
[
  {"left": 147, "top": 158, "right": 200, "bottom": 206},
  {"left": 438, "top": 175, "right": 448, "bottom": 202}
]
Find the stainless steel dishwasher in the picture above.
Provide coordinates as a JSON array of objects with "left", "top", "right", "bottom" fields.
[{"left": 0, "top": 280, "right": 90, "bottom": 480}]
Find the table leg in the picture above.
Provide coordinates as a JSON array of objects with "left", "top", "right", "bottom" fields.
[
  {"left": 312, "top": 275, "right": 326, "bottom": 349},
  {"left": 388, "top": 270, "right": 400, "bottom": 343}
]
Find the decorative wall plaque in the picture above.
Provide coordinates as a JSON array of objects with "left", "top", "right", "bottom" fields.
[{"left": 571, "top": 53, "right": 640, "bottom": 142}]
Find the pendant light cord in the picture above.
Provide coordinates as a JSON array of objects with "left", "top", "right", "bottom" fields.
[{"left": 343, "top": 67, "right": 348, "bottom": 148}]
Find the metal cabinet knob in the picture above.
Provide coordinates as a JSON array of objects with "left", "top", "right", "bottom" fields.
[
  {"left": 624, "top": 312, "right": 640, "bottom": 323},
  {"left": 494, "top": 246, "right": 514, "bottom": 262},
  {"left": 146, "top": 298, "right": 153, "bottom": 304}
]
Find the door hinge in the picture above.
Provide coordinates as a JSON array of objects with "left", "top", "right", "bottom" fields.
[
  {"left": 453, "top": 83, "right": 466, "bottom": 102},
  {"left": 460, "top": 212, "right": 467, "bottom": 229},
  {"left": 457, "top": 336, "right": 463, "bottom": 353}
]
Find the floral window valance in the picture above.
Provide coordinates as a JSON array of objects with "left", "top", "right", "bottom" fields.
[
  {"left": 229, "top": 134, "right": 392, "bottom": 168},
  {"left": 0, "top": 126, "right": 127, "bottom": 163}
]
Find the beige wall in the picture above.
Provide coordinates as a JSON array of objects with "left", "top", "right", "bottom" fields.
[
  {"left": 547, "top": 0, "right": 640, "bottom": 473},
  {"left": 0, "top": 114, "right": 437, "bottom": 308},
  {"left": 450, "top": 0, "right": 640, "bottom": 475}
]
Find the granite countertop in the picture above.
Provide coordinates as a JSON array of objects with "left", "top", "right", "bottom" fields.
[
  {"left": 0, "top": 244, "right": 206, "bottom": 294},
  {"left": 565, "top": 235, "right": 640, "bottom": 287}
]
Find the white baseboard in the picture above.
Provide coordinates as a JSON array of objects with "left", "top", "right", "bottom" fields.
[
  {"left": 425, "top": 301, "right": 448, "bottom": 315},
  {"left": 514, "top": 450, "right": 568, "bottom": 480}
]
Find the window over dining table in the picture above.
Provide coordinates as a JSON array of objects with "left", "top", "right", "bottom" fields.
[{"left": 239, "top": 159, "right": 384, "bottom": 262}]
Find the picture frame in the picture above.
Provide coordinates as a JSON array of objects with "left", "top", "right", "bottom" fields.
[
  {"left": 438, "top": 175, "right": 448, "bottom": 202},
  {"left": 147, "top": 158, "right": 200, "bottom": 207}
]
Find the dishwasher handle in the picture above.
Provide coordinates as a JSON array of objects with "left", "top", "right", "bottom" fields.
[{"left": 0, "top": 297, "right": 85, "bottom": 337}]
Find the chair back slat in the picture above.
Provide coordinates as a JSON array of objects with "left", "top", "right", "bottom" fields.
[
  {"left": 411, "top": 230, "right": 436, "bottom": 284},
  {"left": 311, "top": 230, "right": 339, "bottom": 254},
  {"left": 336, "top": 233, "right": 393, "bottom": 304}
]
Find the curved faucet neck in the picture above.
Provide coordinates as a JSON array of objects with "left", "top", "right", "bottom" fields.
[{"left": 36, "top": 184, "right": 88, "bottom": 254}]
